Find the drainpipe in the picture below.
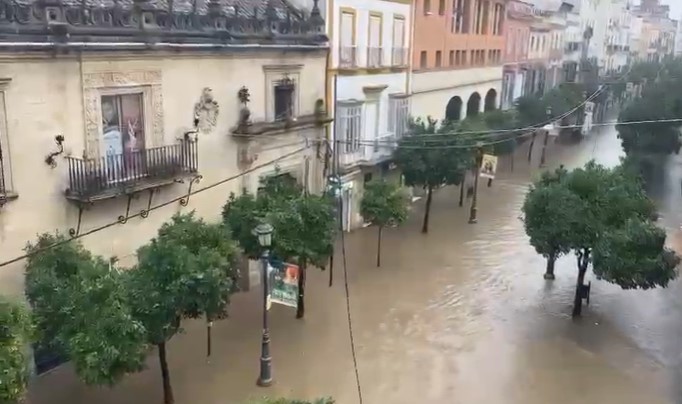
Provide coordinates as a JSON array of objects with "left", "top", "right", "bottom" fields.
[{"left": 407, "top": 0, "right": 416, "bottom": 96}]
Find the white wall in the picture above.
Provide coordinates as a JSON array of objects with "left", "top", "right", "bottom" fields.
[
  {"left": 410, "top": 67, "right": 503, "bottom": 121},
  {"left": 330, "top": 0, "right": 411, "bottom": 69}
]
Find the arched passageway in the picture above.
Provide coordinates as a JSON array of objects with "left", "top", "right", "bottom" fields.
[
  {"left": 466, "top": 92, "right": 481, "bottom": 118},
  {"left": 484, "top": 89, "right": 497, "bottom": 111},
  {"left": 445, "top": 96, "right": 463, "bottom": 122}
]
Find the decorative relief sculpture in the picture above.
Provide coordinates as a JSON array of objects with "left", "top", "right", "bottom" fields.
[
  {"left": 237, "top": 86, "right": 252, "bottom": 133},
  {"left": 194, "top": 87, "right": 219, "bottom": 134}
]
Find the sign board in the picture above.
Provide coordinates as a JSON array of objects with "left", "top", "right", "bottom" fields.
[
  {"left": 480, "top": 154, "right": 498, "bottom": 180},
  {"left": 268, "top": 261, "right": 300, "bottom": 308},
  {"left": 626, "top": 82, "right": 634, "bottom": 92}
]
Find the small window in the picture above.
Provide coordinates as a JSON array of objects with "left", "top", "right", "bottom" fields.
[
  {"left": 424, "top": 0, "right": 431, "bottom": 14},
  {"left": 461, "top": 51, "right": 467, "bottom": 65},
  {"left": 455, "top": 50, "right": 461, "bottom": 65},
  {"left": 420, "top": 51, "right": 428, "bottom": 68},
  {"left": 438, "top": 0, "right": 445, "bottom": 15},
  {"left": 435, "top": 51, "right": 442, "bottom": 67},
  {"left": 449, "top": 50, "right": 455, "bottom": 66},
  {"left": 274, "top": 77, "right": 295, "bottom": 121}
]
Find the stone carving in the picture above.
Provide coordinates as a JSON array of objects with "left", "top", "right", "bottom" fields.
[
  {"left": 194, "top": 87, "right": 219, "bottom": 134},
  {"left": 0, "top": 0, "right": 327, "bottom": 45},
  {"left": 237, "top": 86, "right": 251, "bottom": 133},
  {"left": 82, "top": 70, "right": 164, "bottom": 158}
]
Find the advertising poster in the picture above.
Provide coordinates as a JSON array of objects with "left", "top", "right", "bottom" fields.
[
  {"left": 268, "top": 261, "right": 300, "bottom": 308},
  {"left": 480, "top": 154, "right": 498, "bottom": 180}
]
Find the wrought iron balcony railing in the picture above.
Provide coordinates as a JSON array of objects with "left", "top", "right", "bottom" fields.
[
  {"left": 392, "top": 47, "right": 408, "bottom": 66},
  {"left": 339, "top": 46, "right": 358, "bottom": 69},
  {"left": 65, "top": 140, "right": 198, "bottom": 202},
  {"left": 367, "top": 47, "right": 383, "bottom": 68}
]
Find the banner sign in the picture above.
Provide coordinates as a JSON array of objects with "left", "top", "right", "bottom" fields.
[
  {"left": 268, "top": 261, "right": 300, "bottom": 308},
  {"left": 480, "top": 154, "right": 498, "bottom": 180}
]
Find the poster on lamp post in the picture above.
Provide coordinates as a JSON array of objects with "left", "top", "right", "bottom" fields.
[
  {"left": 480, "top": 154, "right": 498, "bottom": 180},
  {"left": 267, "top": 261, "right": 300, "bottom": 309}
]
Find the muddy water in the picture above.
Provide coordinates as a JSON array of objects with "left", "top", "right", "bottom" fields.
[{"left": 27, "top": 124, "right": 682, "bottom": 404}]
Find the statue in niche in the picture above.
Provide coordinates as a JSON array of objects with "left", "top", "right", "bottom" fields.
[
  {"left": 194, "top": 87, "right": 219, "bottom": 133},
  {"left": 237, "top": 86, "right": 252, "bottom": 133}
]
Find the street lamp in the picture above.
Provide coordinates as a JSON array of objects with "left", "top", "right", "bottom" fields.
[
  {"left": 254, "top": 222, "right": 273, "bottom": 387},
  {"left": 540, "top": 106, "right": 553, "bottom": 167}
]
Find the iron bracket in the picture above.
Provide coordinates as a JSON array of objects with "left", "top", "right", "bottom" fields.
[
  {"left": 179, "top": 174, "right": 203, "bottom": 207},
  {"left": 68, "top": 203, "right": 86, "bottom": 237},
  {"left": 140, "top": 189, "right": 155, "bottom": 219},
  {"left": 118, "top": 194, "right": 135, "bottom": 224}
]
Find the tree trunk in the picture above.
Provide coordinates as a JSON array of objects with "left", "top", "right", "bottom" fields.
[
  {"left": 487, "top": 178, "right": 493, "bottom": 187},
  {"left": 572, "top": 250, "right": 589, "bottom": 317},
  {"left": 328, "top": 252, "right": 334, "bottom": 287},
  {"left": 296, "top": 262, "right": 307, "bottom": 319},
  {"left": 376, "top": 226, "right": 383, "bottom": 267},
  {"left": 543, "top": 252, "right": 556, "bottom": 280},
  {"left": 458, "top": 180, "right": 464, "bottom": 207},
  {"left": 158, "top": 342, "right": 174, "bottom": 404},
  {"left": 528, "top": 133, "right": 536, "bottom": 163},
  {"left": 422, "top": 185, "right": 433, "bottom": 234}
]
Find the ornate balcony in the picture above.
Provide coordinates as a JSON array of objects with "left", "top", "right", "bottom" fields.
[
  {"left": 392, "top": 47, "right": 408, "bottom": 66},
  {"left": 339, "top": 46, "right": 358, "bottom": 69},
  {"left": 65, "top": 139, "right": 198, "bottom": 202},
  {"left": 367, "top": 47, "right": 383, "bottom": 68}
]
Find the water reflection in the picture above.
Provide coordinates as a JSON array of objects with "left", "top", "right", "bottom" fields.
[{"left": 27, "top": 124, "right": 680, "bottom": 404}]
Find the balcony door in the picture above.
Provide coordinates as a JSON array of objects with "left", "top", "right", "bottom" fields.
[
  {"left": 364, "top": 100, "right": 379, "bottom": 154},
  {"left": 100, "top": 93, "right": 146, "bottom": 183}
]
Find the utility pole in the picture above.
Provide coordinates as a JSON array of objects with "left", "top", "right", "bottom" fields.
[{"left": 468, "top": 144, "right": 484, "bottom": 224}]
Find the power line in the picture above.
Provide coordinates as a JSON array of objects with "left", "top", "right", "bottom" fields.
[
  {"left": 0, "top": 144, "right": 311, "bottom": 269},
  {"left": 345, "top": 118, "right": 682, "bottom": 150}
]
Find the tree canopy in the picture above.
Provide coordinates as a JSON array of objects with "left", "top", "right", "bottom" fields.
[
  {"left": 0, "top": 298, "right": 33, "bottom": 403},
  {"left": 223, "top": 174, "right": 336, "bottom": 318},
  {"left": 522, "top": 161, "right": 678, "bottom": 315},
  {"left": 24, "top": 233, "right": 148, "bottom": 386},
  {"left": 361, "top": 179, "right": 409, "bottom": 267}
]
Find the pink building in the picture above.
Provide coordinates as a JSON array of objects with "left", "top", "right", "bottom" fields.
[{"left": 501, "top": 0, "right": 535, "bottom": 109}]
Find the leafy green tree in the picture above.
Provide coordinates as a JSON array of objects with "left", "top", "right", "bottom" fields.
[
  {"left": 522, "top": 161, "right": 674, "bottom": 317},
  {"left": 515, "top": 95, "right": 547, "bottom": 128},
  {"left": 522, "top": 181, "right": 585, "bottom": 280},
  {"left": 24, "top": 233, "right": 148, "bottom": 386},
  {"left": 223, "top": 177, "right": 336, "bottom": 319},
  {"left": 360, "top": 180, "right": 409, "bottom": 267},
  {"left": 394, "top": 117, "right": 472, "bottom": 233},
  {"left": 0, "top": 298, "right": 33, "bottom": 403},
  {"left": 593, "top": 219, "right": 679, "bottom": 289},
  {"left": 127, "top": 212, "right": 237, "bottom": 404}
]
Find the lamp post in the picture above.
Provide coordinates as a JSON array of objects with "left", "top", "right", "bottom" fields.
[
  {"left": 540, "top": 106, "right": 552, "bottom": 168},
  {"left": 469, "top": 143, "right": 484, "bottom": 224},
  {"left": 254, "top": 222, "right": 273, "bottom": 387}
]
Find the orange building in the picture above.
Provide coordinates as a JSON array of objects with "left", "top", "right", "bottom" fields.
[{"left": 409, "top": 0, "right": 506, "bottom": 122}]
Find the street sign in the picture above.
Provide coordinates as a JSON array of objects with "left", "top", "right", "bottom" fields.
[
  {"left": 480, "top": 154, "right": 498, "bottom": 180},
  {"left": 268, "top": 261, "right": 300, "bottom": 308}
]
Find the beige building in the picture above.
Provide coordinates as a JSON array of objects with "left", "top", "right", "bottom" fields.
[{"left": 0, "top": 0, "right": 328, "bottom": 371}]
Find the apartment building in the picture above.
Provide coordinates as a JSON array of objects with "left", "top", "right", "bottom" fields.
[
  {"left": 0, "top": 0, "right": 328, "bottom": 322},
  {"left": 604, "top": 0, "right": 632, "bottom": 73},
  {"left": 501, "top": 0, "right": 535, "bottom": 109},
  {"left": 410, "top": 0, "right": 505, "bottom": 122},
  {"left": 327, "top": 0, "right": 412, "bottom": 230},
  {"left": 634, "top": 0, "right": 676, "bottom": 62},
  {"left": 526, "top": 7, "right": 552, "bottom": 95}
]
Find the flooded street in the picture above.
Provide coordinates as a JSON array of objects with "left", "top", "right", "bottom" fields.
[{"left": 28, "top": 123, "right": 682, "bottom": 404}]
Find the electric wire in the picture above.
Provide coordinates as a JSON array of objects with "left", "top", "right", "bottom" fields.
[
  {"left": 334, "top": 138, "right": 364, "bottom": 404},
  {"left": 341, "top": 118, "right": 682, "bottom": 150},
  {"left": 0, "top": 144, "right": 311, "bottom": 269}
]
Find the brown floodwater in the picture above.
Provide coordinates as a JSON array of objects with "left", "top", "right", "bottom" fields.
[{"left": 26, "top": 123, "right": 682, "bottom": 404}]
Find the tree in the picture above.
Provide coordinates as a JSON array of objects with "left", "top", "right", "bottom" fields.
[
  {"left": 223, "top": 176, "right": 336, "bottom": 319},
  {"left": 24, "top": 233, "right": 148, "bottom": 386},
  {"left": 394, "top": 117, "right": 472, "bottom": 233},
  {"left": 360, "top": 180, "right": 409, "bottom": 267},
  {"left": 522, "top": 161, "right": 675, "bottom": 317},
  {"left": 127, "top": 212, "right": 237, "bottom": 404},
  {"left": 593, "top": 219, "right": 679, "bottom": 290},
  {"left": 522, "top": 181, "right": 585, "bottom": 280},
  {"left": 0, "top": 298, "right": 33, "bottom": 403}
]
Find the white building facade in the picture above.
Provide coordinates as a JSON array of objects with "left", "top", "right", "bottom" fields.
[{"left": 327, "top": 0, "right": 411, "bottom": 230}]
